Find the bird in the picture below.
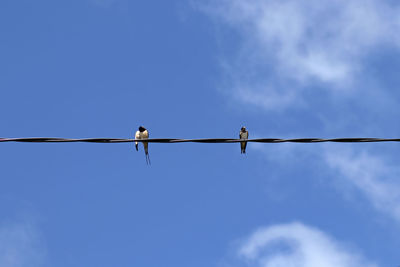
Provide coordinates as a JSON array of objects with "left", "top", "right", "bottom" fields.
[
  {"left": 135, "top": 126, "right": 150, "bottom": 164},
  {"left": 239, "top": 126, "right": 248, "bottom": 154}
]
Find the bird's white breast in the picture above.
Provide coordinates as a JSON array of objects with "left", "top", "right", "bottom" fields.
[
  {"left": 141, "top": 130, "right": 149, "bottom": 139},
  {"left": 135, "top": 130, "right": 149, "bottom": 139},
  {"left": 240, "top": 131, "right": 248, "bottom": 139}
]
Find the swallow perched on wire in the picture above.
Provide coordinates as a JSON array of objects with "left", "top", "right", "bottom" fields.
[
  {"left": 135, "top": 126, "right": 150, "bottom": 164},
  {"left": 239, "top": 126, "right": 248, "bottom": 154}
]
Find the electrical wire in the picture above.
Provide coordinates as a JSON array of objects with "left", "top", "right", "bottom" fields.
[{"left": 1, "top": 137, "right": 400, "bottom": 143}]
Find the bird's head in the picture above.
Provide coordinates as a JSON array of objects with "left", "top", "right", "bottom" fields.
[
  {"left": 241, "top": 126, "right": 246, "bottom": 132},
  {"left": 138, "top": 126, "right": 146, "bottom": 132}
]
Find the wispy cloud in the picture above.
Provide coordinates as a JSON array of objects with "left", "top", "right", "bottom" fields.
[
  {"left": 325, "top": 147, "right": 400, "bottom": 222},
  {"left": 230, "top": 222, "right": 377, "bottom": 267},
  {"left": 201, "top": 0, "right": 400, "bottom": 110},
  {"left": 259, "top": 140, "right": 400, "bottom": 221},
  {"left": 252, "top": 138, "right": 400, "bottom": 224},
  {"left": 0, "top": 221, "right": 45, "bottom": 267}
]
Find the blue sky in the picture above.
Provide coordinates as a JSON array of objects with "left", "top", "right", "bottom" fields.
[{"left": 1, "top": 0, "right": 400, "bottom": 266}]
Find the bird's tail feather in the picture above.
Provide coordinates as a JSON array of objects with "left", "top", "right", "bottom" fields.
[
  {"left": 146, "top": 153, "right": 151, "bottom": 165},
  {"left": 144, "top": 142, "right": 150, "bottom": 165}
]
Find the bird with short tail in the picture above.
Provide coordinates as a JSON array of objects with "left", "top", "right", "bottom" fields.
[
  {"left": 239, "top": 126, "right": 248, "bottom": 154},
  {"left": 135, "top": 126, "right": 150, "bottom": 165}
]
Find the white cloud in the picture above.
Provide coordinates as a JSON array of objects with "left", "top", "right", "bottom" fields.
[
  {"left": 252, "top": 139, "right": 400, "bottom": 223},
  {"left": 202, "top": 0, "right": 400, "bottom": 110},
  {"left": 0, "top": 221, "right": 45, "bottom": 267},
  {"left": 325, "top": 147, "right": 400, "bottom": 222},
  {"left": 234, "top": 222, "right": 377, "bottom": 267}
]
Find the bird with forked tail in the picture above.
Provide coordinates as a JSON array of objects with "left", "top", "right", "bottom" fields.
[{"left": 135, "top": 126, "right": 150, "bottom": 164}]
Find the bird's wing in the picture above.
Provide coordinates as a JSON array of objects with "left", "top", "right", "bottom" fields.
[{"left": 143, "top": 130, "right": 149, "bottom": 139}]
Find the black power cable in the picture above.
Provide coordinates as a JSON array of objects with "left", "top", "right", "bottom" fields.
[{"left": 1, "top": 137, "right": 399, "bottom": 143}]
